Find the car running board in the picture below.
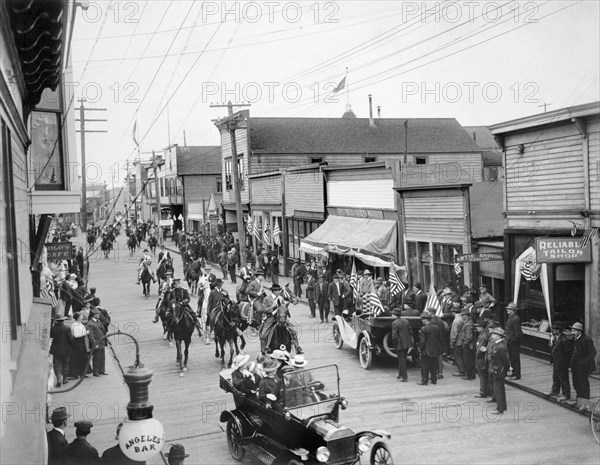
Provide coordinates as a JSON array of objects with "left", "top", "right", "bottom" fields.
[{"left": 245, "top": 443, "right": 276, "bottom": 465}]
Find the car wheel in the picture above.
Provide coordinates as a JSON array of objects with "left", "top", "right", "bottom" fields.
[
  {"left": 332, "top": 322, "right": 343, "bottom": 349},
  {"left": 370, "top": 442, "right": 393, "bottom": 465},
  {"left": 226, "top": 418, "right": 245, "bottom": 461},
  {"left": 382, "top": 332, "right": 397, "bottom": 358},
  {"left": 359, "top": 337, "right": 372, "bottom": 370}
]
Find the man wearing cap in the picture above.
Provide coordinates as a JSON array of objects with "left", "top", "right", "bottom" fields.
[
  {"left": 329, "top": 273, "right": 345, "bottom": 317},
  {"left": 391, "top": 308, "right": 411, "bottom": 382},
  {"left": 47, "top": 407, "right": 69, "bottom": 465},
  {"left": 137, "top": 249, "right": 156, "bottom": 285},
  {"left": 450, "top": 306, "right": 466, "bottom": 377},
  {"left": 505, "top": 302, "right": 523, "bottom": 380},
  {"left": 412, "top": 283, "right": 427, "bottom": 312},
  {"left": 165, "top": 443, "right": 189, "bottom": 465},
  {"left": 570, "top": 322, "right": 597, "bottom": 407},
  {"left": 460, "top": 308, "right": 476, "bottom": 380},
  {"left": 418, "top": 313, "right": 443, "bottom": 385},
  {"left": 314, "top": 275, "right": 330, "bottom": 323},
  {"left": 50, "top": 315, "right": 74, "bottom": 387},
  {"left": 86, "top": 309, "right": 107, "bottom": 376},
  {"left": 63, "top": 420, "right": 100, "bottom": 464},
  {"left": 478, "top": 284, "right": 496, "bottom": 309},
  {"left": 474, "top": 320, "right": 491, "bottom": 398},
  {"left": 487, "top": 327, "right": 510, "bottom": 414},
  {"left": 545, "top": 321, "right": 573, "bottom": 401},
  {"left": 101, "top": 422, "right": 147, "bottom": 465}
]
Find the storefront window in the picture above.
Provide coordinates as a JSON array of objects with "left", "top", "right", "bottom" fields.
[{"left": 433, "top": 244, "right": 463, "bottom": 289}]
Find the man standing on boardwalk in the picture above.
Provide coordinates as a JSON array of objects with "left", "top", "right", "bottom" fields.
[
  {"left": 505, "top": 302, "right": 523, "bottom": 380},
  {"left": 569, "top": 322, "right": 597, "bottom": 411}
]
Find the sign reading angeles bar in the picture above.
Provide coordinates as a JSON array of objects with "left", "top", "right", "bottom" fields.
[{"left": 535, "top": 237, "right": 592, "bottom": 263}]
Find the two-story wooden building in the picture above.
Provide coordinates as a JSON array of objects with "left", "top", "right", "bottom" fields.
[
  {"left": 490, "top": 101, "right": 600, "bottom": 359},
  {"left": 1, "top": 1, "right": 80, "bottom": 462}
]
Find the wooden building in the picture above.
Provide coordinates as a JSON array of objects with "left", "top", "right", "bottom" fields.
[
  {"left": 1, "top": 1, "right": 79, "bottom": 462},
  {"left": 490, "top": 101, "right": 600, "bottom": 359}
]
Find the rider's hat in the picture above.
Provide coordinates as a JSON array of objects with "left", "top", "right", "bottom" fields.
[
  {"left": 143, "top": 248, "right": 149, "bottom": 252},
  {"left": 270, "top": 284, "right": 282, "bottom": 292},
  {"left": 392, "top": 307, "right": 403, "bottom": 316},
  {"left": 253, "top": 270, "right": 264, "bottom": 277},
  {"left": 172, "top": 278, "right": 181, "bottom": 284},
  {"left": 215, "top": 279, "right": 223, "bottom": 287}
]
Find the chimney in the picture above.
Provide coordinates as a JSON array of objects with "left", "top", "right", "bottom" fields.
[
  {"left": 183, "top": 129, "right": 187, "bottom": 147},
  {"left": 377, "top": 106, "right": 381, "bottom": 118},
  {"left": 472, "top": 131, "right": 477, "bottom": 142},
  {"left": 368, "top": 94, "right": 375, "bottom": 127}
]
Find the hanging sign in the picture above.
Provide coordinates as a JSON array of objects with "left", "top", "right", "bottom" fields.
[
  {"left": 535, "top": 237, "right": 592, "bottom": 263},
  {"left": 45, "top": 242, "right": 73, "bottom": 261},
  {"left": 455, "top": 252, "right": 503, "bottom": 263}
]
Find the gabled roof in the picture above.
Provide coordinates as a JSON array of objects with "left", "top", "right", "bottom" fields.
[
  {"left": 176, "top": 146, "right": 222, "bottom": 176},
  {"left": 463, "top": 126, "right": 501, "bottom": 151},
  {"left": 248, "top": 117, "right": 482, "bottom": 154}
]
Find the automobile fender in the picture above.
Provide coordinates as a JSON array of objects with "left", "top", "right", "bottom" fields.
[
  {"left": 333, "top": 315, "right": 359, "bottom": 349},
  {"left": 359, "top": 330, "right": 373, "bottom": 350},
  {"left": 219, "top": 409, "right": 254, "bottom": 438}
]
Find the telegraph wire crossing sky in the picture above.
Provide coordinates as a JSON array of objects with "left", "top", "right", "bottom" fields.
[{"left": 70, "top": 1, "right": 600, "bottom": 184}]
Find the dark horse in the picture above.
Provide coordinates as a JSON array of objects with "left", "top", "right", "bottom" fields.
[
  {"left": 86, "top": 231, "right": 96, "bottom": 251},
  {"left": 147, "top": 235, "right": 158, "bottom": 255},
  {"left": 100, "top": 236, "right": 112, "bottom": 258},
  {"left": 184, "top": 258, "right": 205, "bottom": 295},
  {"left": 157, "top": 258, "right": 174, "bottom": 287},
  {"left": 171, "top": 302, "right": 195, "bottom": 377},
  {"left": 127, "top": 235, "right": 137, "bottom": 256},
  {"left": 156, "top": 293, "right": 173, "bottom": 344},
  {"left": 140, "top": 266, "right": 152, "bottom": 297},
  {"left": 212, "top": 299, "right": 245, "bottom": 368}
]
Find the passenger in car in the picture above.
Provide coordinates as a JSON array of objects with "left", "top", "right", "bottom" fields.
[
  {"left": 231, "top": 354, "right": 260, "bottom": 397},
  {"left": 281, "top": 365, "right": 304, "bottom": 408},
  {"left": 258, "top": 358, "right": 282, "bottom": 410}
]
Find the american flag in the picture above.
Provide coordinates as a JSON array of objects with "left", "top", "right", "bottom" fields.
[
  {"left": 273, "top": 219, "right": 281, "bottom": 246},
  {"left": 253, "top": 220, "right": 261, "bottom": 241},
  {"left": 520, "top": 247, "right": 539, "bottom": 281},
  {"left": 580, "top": 228, "right": 599, "bottom": 248},
  {"left": 370, "top": 292, "right": 385, "bottom": 316},
  {"left": 425, "top": 281, "right": 442, "bottom": 316},
  {"left": 453, "top": 249, "right": 462, "bottom": 276},
  {"left": 246, "top": 216, "right": 253, "bottom": 235},
  {"left": 41, "top": 278, "right": 59, "bottom": 308},
  {"left": 263, "top": 226, "right": 270, "bottom": 244},
  {"left": 389, "top": 262, "right": 405, "bottom": 296},
  {"left": 350, "top": 260, "right": 359, "bottom": 302}
]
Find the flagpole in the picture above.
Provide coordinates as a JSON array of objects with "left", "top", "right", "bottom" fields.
[{"left": 345, "top": 67, "right": 349, "bottom": 107}]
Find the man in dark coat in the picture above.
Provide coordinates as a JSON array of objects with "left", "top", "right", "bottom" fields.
[
  {"left": 412, "top": 283, "right": 427, "bottom": 312},
  {"left": 101, "top": 422, "right": 146, "bottom": 465},
  {"left": 545, "top": 321, "right": 573, "bottom": 401},
  {"left": 47, "top": 407, "right": 69, "bottom": 465},
  {"left": 63, "top": 421, "right": 100, "bottom": 465},
  {"left": 86, "top": 309, "right": 106, "bottom": 376},
  {"left": 487, "top": 327, "right": 510, "bottom": 414},
  {"left": 50, "top": 316, "right": 73, "bottom": 387},
  {"left": 505, "top": 302, "right": 523, "bottom": 380},
  {"left": 314, "top": 275, "right": 330, "bottom": 323},
  {"left": 391, "top": 308, "right": 411, "bottom": 382},
  {"left": 418, "top": 313, "right": 442, "bottom": 385},
  {"left": 460, "top": 309, "right": 476, "bottom": 380},
  {"left": 570, "top": 322, "right": 597, "bottom": 407},
  {"left": 292, "top": 259, "right": 307, "bottom": 298},
  {"left": 328, "top": 274, "right": 345, "bottom": 317},
  {"left": 474, "top": 320, "right": 491, "bottom": 398},
  {"left": 305, "top": 273, "right": 317, "bottom": 318}
]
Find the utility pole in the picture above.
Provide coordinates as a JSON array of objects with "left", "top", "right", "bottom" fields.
[
  {"left": 211, "top": 101, "right": 250, "bottom": 267},
  {"left": 76, "top": 98, "right": 107, "bottom": 232},
  {"left": 153, "top": 150, "right": 163, "bottom": 246}
]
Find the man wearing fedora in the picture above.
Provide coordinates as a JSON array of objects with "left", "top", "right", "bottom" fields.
[
  {"left": 570, "top": 321, "right": 597, "bottom": 409},
  {"left": 101, "top": 422, "right": 146, "bottom": 465},
  {"left": 63, "top": 420, "right": 100, "bottom": 464},
  {"left": 314, "top": 275, "right": 330, "bottom": 323},
  {"left": 487, "top": 327, "right": 510, "bottom": 415},
  {"left": 418, "top": 313, "right": 443, "bottom": 385},
  {"left": 504, "top": 302, "right": 522, "bottom": 380},
  {"left": 391, "top": 308, "right": 411, "bottom": 382},
  {"left": 165, "top": 444, "right": 189, "bottom": 465},
  {"left": 545, "top": 321, "right": 573, "bottom": 401},
  {"left": 86, "top": 309, "right": 107, "bottom": 376},
  {"left": 47, "top": 407, "right": 69, "bottom": 465},
  {"left": 329, "top": 273, "right": 345, "bottom": 317},
  {"left": 460, "top": 308, "right": 476, "bottom": 380},
  {"left": 50, "top": 315, "right": 73, "bottom": 387},
  {"left": 474, "top": 320, "right": 491, "bottom": 399}
]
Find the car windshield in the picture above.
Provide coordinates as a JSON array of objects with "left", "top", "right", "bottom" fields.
[{"left": 281, "top": 365, "right": 340, "bottom": 412}]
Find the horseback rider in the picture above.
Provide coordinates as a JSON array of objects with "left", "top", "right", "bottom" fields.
[
  {"left": 152, "top": 271, "right": 174, "bottom": 323},
  {"left": 137, "top": 249, "right": 157, "bottom": 285},
  {"left": 236, "top": 275, "right": 253, "bottom": 303},
  {"left": 261, "top": 284, "right": 303, "bottom": 354},
  {"left": 245, "top": 270, "right": 266, "bottom": 324},
  {"left": 157, "top": 244, "right": 172, "bottom": 269},
  {"left": 207, "top": 279, "right": 229, "bottom": 330},
  {"left": 169, "top": 279, "right": 202, "bottom": 337}
]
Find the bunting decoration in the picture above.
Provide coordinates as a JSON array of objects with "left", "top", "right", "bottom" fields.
[{"left": 580, "top": 228, "right": 598, "bottom": 248}]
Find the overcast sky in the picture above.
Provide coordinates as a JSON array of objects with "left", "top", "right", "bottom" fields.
[{"left": 70, "top": 0, "right": 600, "bottom": 185}]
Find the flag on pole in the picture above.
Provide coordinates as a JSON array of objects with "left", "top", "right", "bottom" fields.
[
  {"left": 389, "top": 261, "right": 405, "bottom": 296},
  {"left": 580, "top": 227, "right": 598, "bottom": 248},
  {"left": 453, "top": 249, "right": 462, "bottom": 276},
  {"left": 370, "top": 291, "right": 385, "bottom": 316},
  {"left": 273, "top": 219, "right": 281, "bottom": 246},
  {"left": 263, "top": 225, "right": 270, "bottom": 244},
  {"left": 425, "top": 281, "right": 442, "bottom": 316},
  {"left": 41, "top": 278, "right": 58, "bottom": 308},
  {"left": 246, "top": 216, "right": 253, "bottom": 235},
  {"left": 132, "top": 120, "right": 139, "bottom": 147},
  {"left": 253, "top": 220, "right": 261, "bottom": 241},
  {"left": 333, "top": 77, "right": 346, "bottom": 94},
  {"left": 350, "top": 260, "right": 359, "bottom": 302}
]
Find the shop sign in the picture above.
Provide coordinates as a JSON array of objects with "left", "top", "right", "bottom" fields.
[
  {"left": 535, "top": 237, "right": 592, "bottom": 263},
  {"left": 293, "top": 210, "right": 325, "bottom": 220},
  {"left": 45, "top": 242, "right": 73, "bottom": 261},
  {"left": 455, "top": 252, "right": 503, "bottom": 263},
  {"left": 336, "top": 208, "right": 384, "bottom": 219}
]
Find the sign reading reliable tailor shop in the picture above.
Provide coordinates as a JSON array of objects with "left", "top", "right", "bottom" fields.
[{"left": 535, "top": 237, "right": 592, "bottom": 263}]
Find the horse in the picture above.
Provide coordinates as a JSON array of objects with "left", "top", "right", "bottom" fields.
[
  {"left": 259, "top": 284, "right": 299, "bottom": 354},
  {"left": 157, "top": 258, "right": 174, "bottom": 287},
  {"left": 135, "top": 228, "right": 143, "bottom": 249},
  {"left": 212, "top": 299, "right": 244, "bottom": 368},
  {"left": 156, "top": 293, "right": 173, "bottom": 344},
  {"left": 127, "top": 235, "right": 137, "bottom": 256},
  {"left": 185, "top": 258, "right": 205, "bottom": 295},
  {"left": 140, "top": 266, "right": 152, "bottom": 298},
  {"left": 86, "top": 232, "right": 96, "bottom": 251},
  {"left": 147, "top": 235, "right": 158, "bottom": 255},
  {"left": 171, "top": 302, "right": 195, "bottom": 377},
  {"left": 100, "top": 237, "right": 112, "bottom": 258}
]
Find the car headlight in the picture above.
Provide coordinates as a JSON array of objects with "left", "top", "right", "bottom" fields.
[
  {"left": 357, "top": 436, "right": 371, "bottom": 452},
  {"left": 340, "top": 398, "right": 348, "bottom": 410},
  {"left": 284, "top": 410, "right": 292, "bottom": 421},
  {"left": 316, "top": 446, "right": 330, "bottom": 463}
]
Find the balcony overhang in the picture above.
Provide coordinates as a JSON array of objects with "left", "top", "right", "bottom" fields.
[{"left": 30, "top": 190, "right": 80, "bottom": 215}]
